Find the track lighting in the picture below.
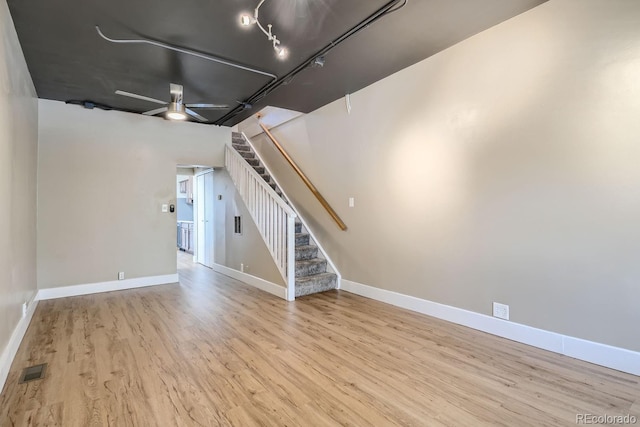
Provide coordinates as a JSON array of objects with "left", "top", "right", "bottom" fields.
[{"left": 239, "top": 0, "right": 288, "bottom": 60}]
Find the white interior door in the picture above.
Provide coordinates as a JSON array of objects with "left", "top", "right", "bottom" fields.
[
  {"left": 196, "top": 173, "right": 205, "bottom": 265},
  {"left": 203, "top": 172, "right": 214, "bottom": 267},
  {"left": 195, "top": 171, "right": 214, "bottom": 268}
]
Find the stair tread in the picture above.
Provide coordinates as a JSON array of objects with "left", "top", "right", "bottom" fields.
[
  {"left": 295, "top": 258, "right": 325, "bottom": 265},
  {"left": 295, "top": 272, "right": 336, "bottom": 284},
  {"left": 295, "top": 244, "right": 316, "bottom": 251}
]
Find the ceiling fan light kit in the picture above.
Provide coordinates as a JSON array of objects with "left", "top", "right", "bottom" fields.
[
  {"left": 240, "top": 0, "right": 288, "bottom": 60},
  {"left": 115, "top": 83, "right": 228, "bottom": 122},
  {"left": 167, "top": 102, "right": 187, "bottom": 121}
]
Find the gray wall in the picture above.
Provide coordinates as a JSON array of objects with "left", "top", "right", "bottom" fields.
[
  {"left": 37, "top": 100, "right": 230, "bottom": 288},
  {"left": 0, "top": 0, "right": 38, "bottom": 365},
  {"left": 245, "top": 0, "right": 640, "bottom": 352}
]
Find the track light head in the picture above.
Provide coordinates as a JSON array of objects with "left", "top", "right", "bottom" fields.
[
  {"left": 240, "top": 14, "right": 253, "bottom": 26},
  {"left": 276, "top": 46, "right": 288, "bottom": 60}
]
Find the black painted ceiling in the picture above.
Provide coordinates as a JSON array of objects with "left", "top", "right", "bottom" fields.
[{"left": 8, "top": 0, "right": 547, "bottom": 126}]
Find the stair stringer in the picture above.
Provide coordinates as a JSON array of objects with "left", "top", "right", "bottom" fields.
[{"left": 240, "top": 131, "right": 342, "bottom": 290}]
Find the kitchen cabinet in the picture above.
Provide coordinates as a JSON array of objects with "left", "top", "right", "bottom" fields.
[
  {"left": 179, "top": 177, "right": 194, "bottom": 205},
  {"left": 177, "top": 221, "right": 194, "bottom": 253}
]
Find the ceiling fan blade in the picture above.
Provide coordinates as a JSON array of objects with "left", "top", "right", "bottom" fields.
[
  {"left": 142, "top": 107, "right": 168, "bottom": 116},
  {"left": 185, "top": 103, "right": 229, "bottom": 109},
  {"left": 115, "top": 90, "right": 167, "bottom": 105},
  {"left": 170, "top": 83, "right": 184, "bottom": 104},
  {"left": 185, "top": 108, "right": 208, "bottom": 122}
]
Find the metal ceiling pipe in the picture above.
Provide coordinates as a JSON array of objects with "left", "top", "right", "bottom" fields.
[
  {"left": 214, "top": 0, "right": 408, "bottom": 126},
  {"left": 95, "top": 26, "right": 277, "bottom": 81}
]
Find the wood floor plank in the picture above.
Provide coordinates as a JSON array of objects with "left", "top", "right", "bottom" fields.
[{"left": 1, "top": 251, "right": 638, "bottom": 426}]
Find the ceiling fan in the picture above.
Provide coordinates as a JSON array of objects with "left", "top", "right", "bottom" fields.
[{"left": 115, "top": 83, "right": 228, "bottom": 122}]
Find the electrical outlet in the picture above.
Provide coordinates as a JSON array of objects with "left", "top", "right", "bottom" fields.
[
  {"left": 118, "top": 271, "right": 125, "bottom": 280},
  {"left": 240, "top": 263, "right": 244, "bottom": 273},
  {"left": 348, "top": 197, "right": 355, "bottom": 208},
  {"left": 493, "top": 302, "right": 510, "bottom": 320},
  {"left": 22, "top": 302, "right": 28, "bottom": 318}
]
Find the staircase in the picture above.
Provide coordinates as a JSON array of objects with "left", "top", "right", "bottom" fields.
[{"left": 231, "top": 132, "right": 337, "bottom": 298}]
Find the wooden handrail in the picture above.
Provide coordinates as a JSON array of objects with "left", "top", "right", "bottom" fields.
[{"left": 257, "top": 119, "right": 348, "bottom": 231}]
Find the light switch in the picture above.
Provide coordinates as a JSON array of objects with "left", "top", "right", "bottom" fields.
[
  {"left": 162, "top": 204, "right": 168, "bottom": 213},
  {"left": 348, "top": 197, "right": 355, "bottom": 208}
]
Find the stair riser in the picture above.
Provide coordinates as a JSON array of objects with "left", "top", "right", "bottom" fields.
[
  {"left": 253, "top": 166, "right": 265, "bottom": 175},
  {"left": 295, "top": 234, "right": 309, "bottom": 246},
  {"left": 240, "top": 152, "right": 255, "bottom": 160},
  {"left": 295, "top": 223, "right": 302, "bottom": 233},
  {"left": 295, "top": 247, "right": 318, "bottom": 260},
  {"left": 295, "top": 275, "right": 337, "bottom": 297},
  {"left": 232, "top": 144, "right": 251, "bottom": 151},
  {"left": 246, "top": 159, "right": 260, "bottom": 167},
  {"left": 296, "top": 261, "right": 327, "bottom": 277}
]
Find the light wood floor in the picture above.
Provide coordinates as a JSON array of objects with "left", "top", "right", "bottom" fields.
[{"left": 1, "top": 252, "right": 638, "bottom": 426}]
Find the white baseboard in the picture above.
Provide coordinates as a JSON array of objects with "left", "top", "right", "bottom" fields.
[
  {"left": 341, "top": 279, "right": 640, "bottom": 376},
  {"left": 0, "top": 292, "right": 39, "bottom": 394},
  {"left": 37, "top": 274, "right": 179, "bottom": 300},
  {"left": 212, "top": 263, "right": 287, "bottom": 300}
]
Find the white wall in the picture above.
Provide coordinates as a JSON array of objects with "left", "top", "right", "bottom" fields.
[
  {"left": 247, "top": 0, "right": 640, "bottom": 352},
  {"left": 37, "top": 100, "right": 230, "bottom": 289},
  {"left": 0, "top": 0, "right": 38, "bottom": 383}
]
